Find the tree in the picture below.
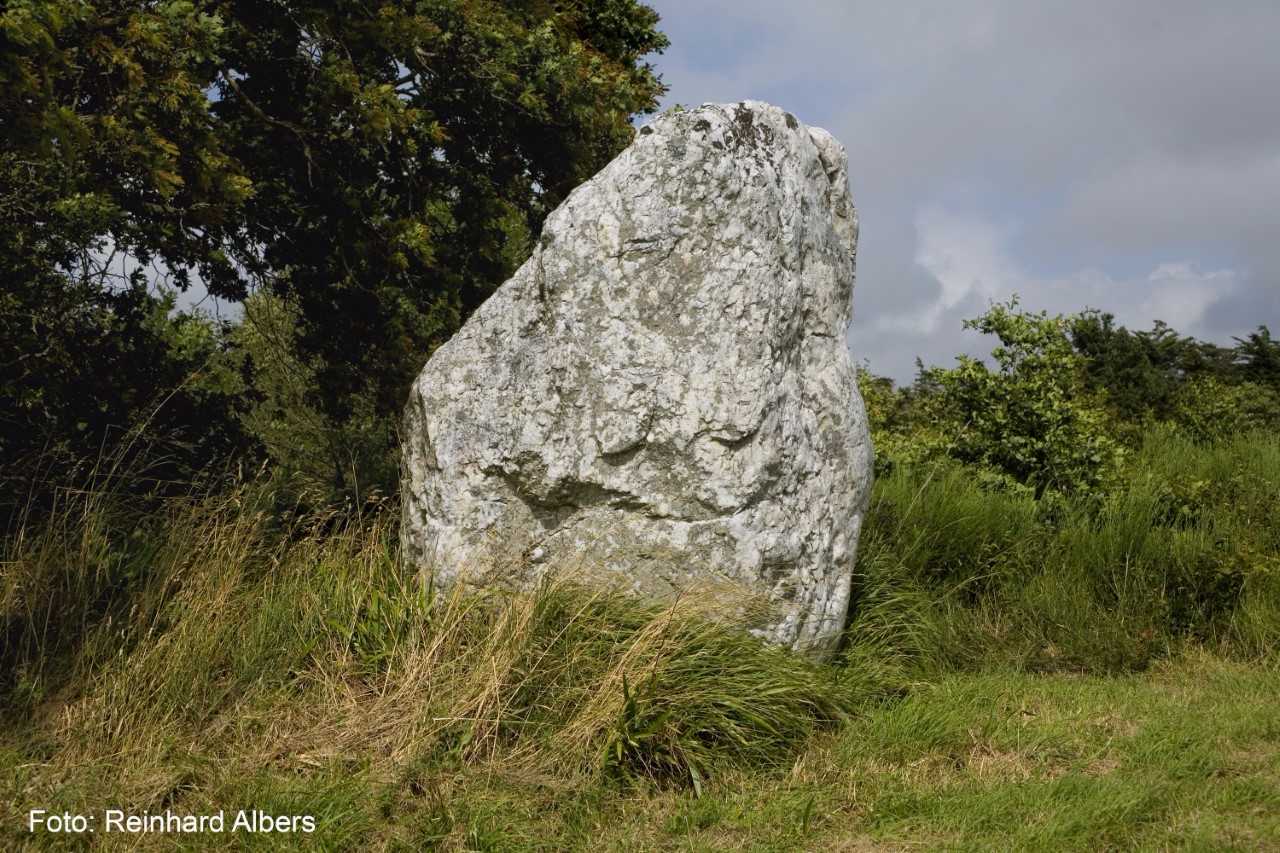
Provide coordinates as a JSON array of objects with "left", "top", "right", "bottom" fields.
[
  {"left": 209, "top": 0, "right": 668, "bottom": 418},
  {"left": 1233, "top": 326, "right": 1280, "bottom": 387},
  {"left": 1070, "top": 310, "right": 1175, "bottom": 422},
  {"left": 1069, "top": 305, "right": 1280, "bottom": 431},
  {"left": 2, "top": 0, "right": 668, "bottom": 502}
]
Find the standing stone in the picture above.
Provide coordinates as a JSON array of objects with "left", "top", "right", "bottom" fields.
[{"left": 401, "top": 101, "right": 873, "bottom": 656}]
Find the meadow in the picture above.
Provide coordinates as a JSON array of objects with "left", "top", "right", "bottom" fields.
[{"left": 3, "top": 428, "right": 1276, "bottom": 850}]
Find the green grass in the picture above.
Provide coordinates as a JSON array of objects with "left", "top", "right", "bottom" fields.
[
  {"left": 9, "top": 655, "right": 1272, "bottom": 850},
  {"left": 1, "top": 431, "right": 1277, "bottom": 850},
  {"left": 848, "top": 427, "right": 1280, "bottom": 676},
  {"left": 571, "top": 654, "right": 1280, "bottom": 851}
]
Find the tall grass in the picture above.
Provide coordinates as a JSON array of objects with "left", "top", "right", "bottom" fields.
[
  {"left": 1, "top": 428, "right": 1276, "bottom": 848},
  {"left": 846, "top": 427, "right": 1280, "bottom": 675},
  {"left": 1, "top": 484, "right": 864, "bottom": 820}
]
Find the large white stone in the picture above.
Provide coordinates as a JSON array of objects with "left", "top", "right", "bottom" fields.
[{"left": 401, "top": 101, "right": 873, "bottom": 655}]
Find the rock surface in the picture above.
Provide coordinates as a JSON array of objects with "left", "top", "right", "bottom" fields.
[{"left": 401, "top": 101, "right": 872, "bottom": 655}]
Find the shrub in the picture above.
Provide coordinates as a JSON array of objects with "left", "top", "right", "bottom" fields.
[
  {"left": 921, "top": 299, "right": 1122, "bottom": 497},
  {"left": 856, "top": 363, "right": 947, "bottom": 476},
  {"left": 0, "top": 280, "right": 253, "bottom": 525},
  {"left": 234, "top": 292, "right": 400, "bottom": 511},
  {"left": 1168, "top": 375, "right": 1280, "bottom": 443},
  {"left": 846, "top": 430, "right": 1279, "bottom": 674}
]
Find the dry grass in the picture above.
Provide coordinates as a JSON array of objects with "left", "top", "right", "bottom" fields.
[{"left": 2, "top": 485, "right": 864, "bottom": 850}]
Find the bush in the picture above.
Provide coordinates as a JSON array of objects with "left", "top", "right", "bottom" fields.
[
  {"left": 920, "top": 299, "right": 1122, "bottom": 498},
  {"left": 233, "top": 292, "right": 399, "bottom": 511},
  {"left": 0, "top": 280, "right": 253, "bottom": 525},
  {"left": 1169, "top": 375, "right": 1280, "bottom": 443},
  {"left": 856, "top": 363, "right": 943, "bottom": 476},
  {"left": 845, "top": 430, "right": 1280, "bottom": 675}
]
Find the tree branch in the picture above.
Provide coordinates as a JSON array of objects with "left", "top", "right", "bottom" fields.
[{"left": 219, "top": 71, "right": 317, "bottom": 185}]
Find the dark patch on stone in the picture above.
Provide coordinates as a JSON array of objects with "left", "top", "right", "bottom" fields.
[
  {"left": 488, "top": 462, "right": 646, "bottom": 515},
  {"left": 600, "top": 442, "right": 646, "bottom": 467},
  {"left": 763, "top": 560, "right": 796, "bottom": 586},
  {"left": 693, "top": 118, "right": 711, "bottom": 132},
  {"left": 639, "top": 125, "right": 653, "bottom": 135},
  {"left": 785, "top": 112, "right": 798, "bottom": 129},
  {"left": 709, "top": 425, "right": 759, "bottom": 451}
]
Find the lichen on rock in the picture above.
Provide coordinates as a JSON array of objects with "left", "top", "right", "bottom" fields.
[{"left": 401, "top": 101, "right": 873, "bottom": 656}]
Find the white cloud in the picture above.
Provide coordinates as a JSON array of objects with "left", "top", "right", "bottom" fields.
[
  {"left": 872, "top": 206, "right": 1239, "bottom": 350},
  {"left": 1138, "top": 263, "right": 1237, "bottom": 332},
  {"left": 885, "top": 206, "right": 1016, "bottom": 333},
  {"left": 648, "top": 1, "right": 1279, "bottom": 380}
]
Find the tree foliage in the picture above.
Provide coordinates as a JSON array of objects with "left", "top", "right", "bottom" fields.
[
  {"left": 208, "top": 0, "right": 668, "bottom": 416},
  {"left": 1069, "top": 311, "right": 1280, "bottom": 440},
  {"left": 2, "top": 0, "right": 667, "bottom": 508}
]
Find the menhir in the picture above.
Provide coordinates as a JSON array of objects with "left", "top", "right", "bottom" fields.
[{"left": 401, "top": 101, "right": 873, "bottom": 656}]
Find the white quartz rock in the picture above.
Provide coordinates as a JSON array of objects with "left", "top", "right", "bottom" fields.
[{"left": 401, "top": 101, "right": 873, "bottom": 656}]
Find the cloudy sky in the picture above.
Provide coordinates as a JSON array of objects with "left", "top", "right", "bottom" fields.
[{"left": 645, "top": 1, "right": 1279, "bottom": 381}]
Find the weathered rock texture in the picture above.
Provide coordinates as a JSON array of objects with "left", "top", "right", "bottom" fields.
[{"left": 402, "top": 101, "right": 872, "bottom": 655}]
